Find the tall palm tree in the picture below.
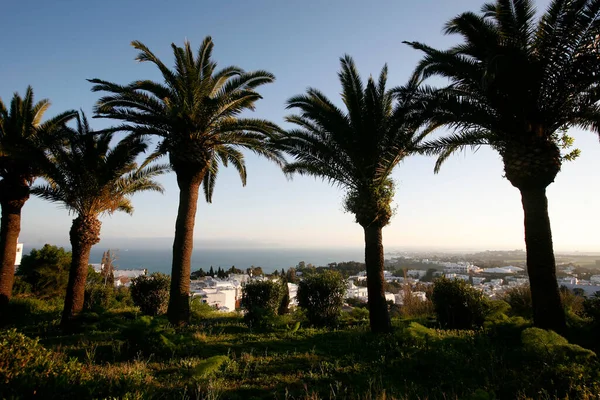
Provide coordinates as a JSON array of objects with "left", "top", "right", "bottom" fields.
[
  {"left": 89, "top": 37, "right": 283, "bottom": 325},
  {"left": 405, "top": 0, "right": 600, "bottom": 332},
  {"left": 32, "top": 113, "right": 166, "bottom": 325},
  {"left": 277, "top": 55, "right": 426, "bottom": 333},
  {"left": 0, "top": 87, "right": 76, "bottom": 308}
]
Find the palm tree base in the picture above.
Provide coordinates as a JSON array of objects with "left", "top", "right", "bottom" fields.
[
  {"left": 364, "top": 225, "right": 392, "bottom": 334},
  {"left": 520, "top": 187, "right": 566, "bottom": 333}
]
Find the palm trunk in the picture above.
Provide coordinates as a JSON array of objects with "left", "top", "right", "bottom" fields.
[
  {"left": 61, "top": 216, "right": 101, "bottom": 326},
  {"left": 520, "top": 187, "right": 565, "bottom": 333},
  {"left": 0, "top": 183, "right": 28, "bottom": 311},
  {"left": 167, "top": 171, "right": 203, "bottom": 325},
  {"left": 364, "top": 224, "right": 392, "bottom": 333}
]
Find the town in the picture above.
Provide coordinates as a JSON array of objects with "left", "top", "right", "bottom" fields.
[{"left": 88, "top": 250, "right": 600, "bottom": 313}]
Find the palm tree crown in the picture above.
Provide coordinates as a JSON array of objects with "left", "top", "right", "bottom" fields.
[
  {"left": 405, "top": 0, "right": 600, "bottom": 179},
  {"left": 1, "top": 86, "right": 76, "bottom": 186},
  {"left": 89, "top": 37, "right": 283, "bottom": 200},
  {"left": 280, "top": 55, "right": 425, "bottom": 228},
  {"left": 32, "top": 114, "right": 165, "bottom": 216}
]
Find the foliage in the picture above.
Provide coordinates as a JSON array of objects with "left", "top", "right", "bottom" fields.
[
  {"left": 113, "top": 286, "right": 134, "bottom": 308},
  {"left": 241, "top": 279, "right": 284, "bottom": 327},
  {"left": 87, "top": 266, "right": 104, "bottom": 285},
  {"left": 190, "top": 296, "right": 218, "bottom": 320},
  {"left": 11, "top": 276, "right": 32, "bottom": 295},
  {"left": 297, "top": 270, "right": 347, "bottom": 327},
  {"left": 399, "top": 291, "right": 435, "bottom": 318},
  {"left": 89, "top": 37, "right": 283, "bottom": 203},
  {"left": 130, "top": 273, "right": 170, "bottom": 316},
  {"left": 504, "top": 285, "right": 586, "bottom": 318},
  {"left": 583, "top": 292, "right": 600, "bottom": 325},
  {"left": 346, "top": 297, "right": 368, "bottom": 308},
  {"left": 84, "top": 283, "right": 114, "bottom": 312},
  {"left": 3, "top": 297, "right": 62, "bottom": 326},
  {"left": 100, "top": 250, "right": 117, "bottom": 286},
  {"left": 3, "top": 297, "right": 600, "bottom": 399},
  {"left": 0, "top": 329, "right": 86, "bottom": 398},
  {"left": 32, "top": 112, "right": 166, "bottom": 218},
  {"left": 193, "top": 356, "right": 229, "bottom": 379},
  {"left": 278, "top": 281, "right": 290, "bottom": 315},
  {"left": 431, "top": 277, "right": 491, "bottom": 329},
  {"left": 16, "top": 244, "right": 71, "bottom": 297},
  {"left": 120, "top": 315, "right": 176, "bottom": 358},
  {"left": 502, "top": 285, "right": 532, "bottom": 318}
]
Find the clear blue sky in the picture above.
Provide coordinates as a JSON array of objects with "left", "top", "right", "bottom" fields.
[{"left": 2, "top": 0, "right": 599, "bottom": 252}]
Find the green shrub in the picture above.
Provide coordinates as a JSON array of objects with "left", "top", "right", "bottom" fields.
[
  {"left": 431, "top": 277, "right": 491, "bottom": 330},
  {"left": 12, "top": 276, "right": 32, "bottom": 295},
  {"left": 84, "top": 283, "right": 114, "bottom": 312},
  {"left": 193, "top": 355, "right": 229, "bottom": 379},
  {"left": 190, "top": 296, "right": 217, "bottom": 320},
  {"left": 278, "top": 281, "right": 290, "bottom": 315},
  {"left": 297, "top": 270, "right": 346, "bottom": 327},
  {"left": 130, "top": 273, "right": 170, "bottom": 316},
  {"left": 520, "top": 328, "right": 599, "bottom": 398},
  {"left": 15, "top": 244, "right": 71, "bottom": 298},
  {"left": 113, "top": 286, "right": 134, "bottom": 308},
  {"left": 120, "top": 316, "right": 176, "bottom": 358},
  {"left": 583, "top": 291, "right": 600, "bottom": 323},
  {"left": 0, "top": 329, "right": 87, "bottom": 398},
  {"left": 4, "top": 297, "right": 62, "bottom": 326},
  {"left": 241, "top": 279, "right": 284, "bottom": 327},
  {"left": 502, "top": 285, "right": 532, "bottom": 317}
]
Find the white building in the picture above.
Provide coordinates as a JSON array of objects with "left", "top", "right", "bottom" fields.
[
  {"left": 192, "top": 287, "right": 236, "bottom": 312},
  {"left": 472, "top": 277, "right": 486, "bottom": 285},
  {"left": 346, "top": 281, "right": 368, "bottom": 301},
  {"left": 14, "top": 243, "right": 23, "bottom": 266},
  {"left": 483, "top": 266, "right": 525, "bottom": 274},
  {"left": 91, "top": 264, "right": 146, "bottom": 287},
  {"left": 590, "top": 275, "right": 600, "bottom": 284},
  {"left": 287, "top": 282, "right": 299, "bottom": 306},
  {"left": 406, "top": 269, "right": 427, "bottom": 279},
  {"left": 560, "top": 277, "right": 578, "bottom": 285}
]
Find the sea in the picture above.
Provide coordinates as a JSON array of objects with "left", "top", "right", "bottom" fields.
[{"left": 86, "top": 247, "right": 366, "bottom": 275}]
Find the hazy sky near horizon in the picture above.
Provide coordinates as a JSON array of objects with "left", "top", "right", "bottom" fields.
[{"left": 2, "top": 0, "right": 599, "bottom": 253}]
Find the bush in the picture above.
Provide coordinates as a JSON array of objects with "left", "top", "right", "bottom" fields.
[
  {"left": 3, "top": 297, "right": 62, "bottom": 327},
  {"left": 278, "top": 282, "right": 290, "bottom": 315},
  {"left": 583, "top": 291, "right": 600, "bottom": 324},
  {"left": 502, "top": 285, "right": 532, "bottom": 317},
  {"left": 120, "top": 316, "right": 176, "bottom": 358},
  {"left": 504, "top": 285, "right": 586, "bottom": 319},
  {"left": 431, "top": 277, "right": 491, "bottom": 330},
  {"left": 297, "top": 270, "right": 346, "bottom": 327},
  {"left": 113, "top": 286, "right": 134, "bottom": 308},
  {"left": 16, "top": 244, "right": 71, "bottom": 298},
  {"left": 130, "top": 273, "right": 170, "bottom": 316},
  {"left": 84, "top": 284, "right": 114, "bottom": 312},
  {"left": 11, "top": 276, "right": 32, "bottom": 295},
  {"left": 0, "top": 329, "right": 87, "bottom": 398},
  {"left": 241, "top": 279, "right": 284, "bottom": 327}
]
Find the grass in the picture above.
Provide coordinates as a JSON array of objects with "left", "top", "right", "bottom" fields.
[{"left": 1, "top": 297, "right": 600, "bottom": 400}]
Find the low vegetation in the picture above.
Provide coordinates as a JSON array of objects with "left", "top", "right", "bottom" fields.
[{"left": 2, "top": 277, "right": 600, "bottom": 399}]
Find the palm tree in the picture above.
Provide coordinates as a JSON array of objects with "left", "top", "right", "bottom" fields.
[
  {"left": 89, "top": 37, "right": 283, "bottom": 325},
  {"left": 405, "top": 0, "right": 600, "bottom": 332},
  {"left": 0, "top": 87, "right": 76, "bottom": 308},
  {"left": 32, "top": 113, "right": 166, "bottom": 325},
  {"left": 277, "top": 56, "right": 426, "bottom": 333}
]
